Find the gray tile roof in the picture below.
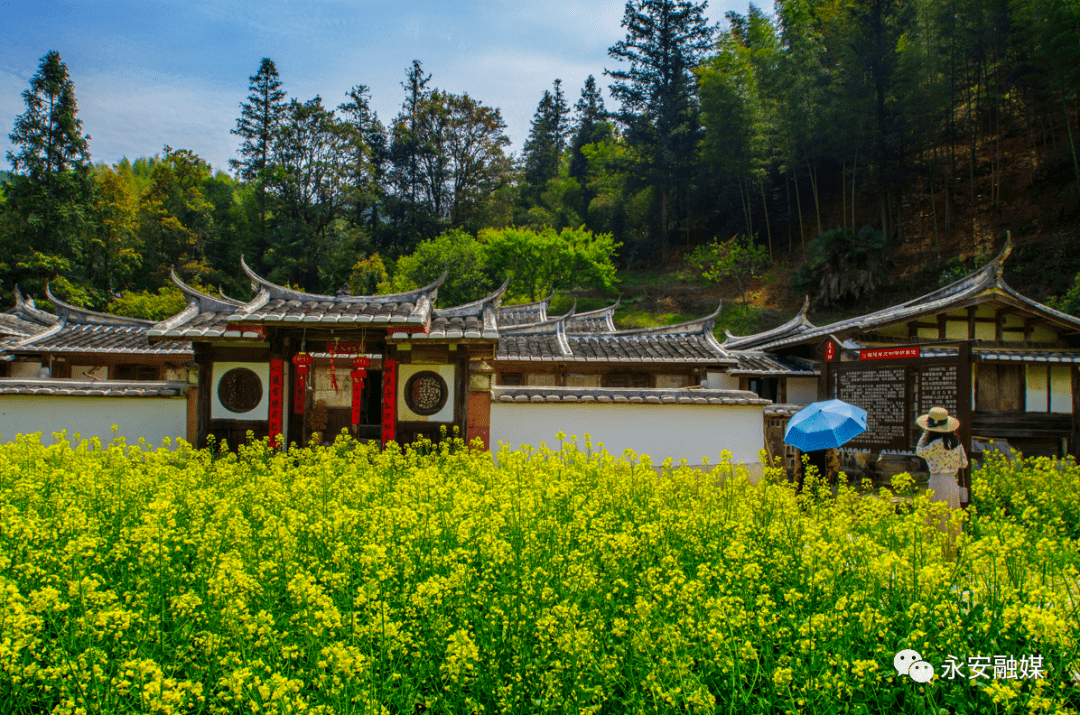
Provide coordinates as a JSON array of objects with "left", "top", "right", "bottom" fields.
[
  {"left": 4, "top": 285, "right": 190, "bottom": 356},
  {"left": 152, "top": 264, "right": 504, "bottom": 341},
  {"left": 0, "top": 379, "right": 188, "bottom": 397},
  {"left": 565, "top": 299, "right": 619, "bottom": 334},
  {"left": 764, "top": 403, "right": 807, "bottom": 417},
  {"left": 496, "top": 292, "right": 553, "bottom": 327},
  {"left": 492, "top": 386, "right": 770, "bottom": 405},
  {"left": 920, "top": 346, "right": 1080, "bottom": 363},
  {"left": 723, "top": 296, "right": 816, "bottom": 350},
  {"left": 729, "top": 352, "right": 818, "bottom": 376},
  {"left": 748, "top": 239, "right": 1080, "bottom": 351},
  {"left": 496, "top": 303, "right": 737, "bottom": 365},
  {"left": 0, "top": 311, "right": 50, "bottom": 339},
  {"left": 11, "top": 322, "right": 191, "bottom": 355},
  {"left": 227, "top": 256, "right": 438, "bottom": 326}
]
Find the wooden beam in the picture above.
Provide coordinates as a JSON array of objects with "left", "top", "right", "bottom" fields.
[
  {"left": 968, "top": 307, "right": 976, "bottom": 340},
  {"left": 938, "top": 314, "right": 947, "bottom": 340},
  {"left": 194, "top": 342, "right": 212, "bottom": 450},
  {"left": 958, "top": 343, "right": 973, "bottom": 508},
  {"left": 1072, "top": 367, "right": 1080, "bottom": 460},
  {"left": 995, "top": 309, "right": 1004, "bottom": 341}
]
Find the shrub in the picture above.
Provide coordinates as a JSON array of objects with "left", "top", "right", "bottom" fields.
[{"left": 794, "top": 226, "right": 887, "bottom": 308}]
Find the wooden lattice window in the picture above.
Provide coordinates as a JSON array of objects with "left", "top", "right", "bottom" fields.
[
  {"left": 114, "top": 364, "right": 159, "bottom": 381},
  {"left": 498, "top": 372, "right": 524, "bottom": 386},
  {"left": 604, "top": 373, "right": 650, "bottom": 388}
]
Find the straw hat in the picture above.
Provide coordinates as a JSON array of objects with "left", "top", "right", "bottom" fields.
[{"left": 916, "top": 406, "right": 960, "bottom": 432}]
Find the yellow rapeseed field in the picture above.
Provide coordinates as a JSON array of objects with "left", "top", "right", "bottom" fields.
[{"left": 0, "top": 431, "right": 1078, "bottom": 714}]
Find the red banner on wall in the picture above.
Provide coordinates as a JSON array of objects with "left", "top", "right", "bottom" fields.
[
  {"left": 860, "top": 346, "right": 921, "bottom": 361},
  {"left": 268, "top": 358, "right": 284, "bottom": 448},
  {"left": 381, "top": 359, "right": 397, "bottom": 446}
]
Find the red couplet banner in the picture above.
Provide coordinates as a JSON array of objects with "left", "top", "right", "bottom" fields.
[
  {"left": 268, "top": 358, "right": 284, "bottom": 447},
  {"left": 381, "top": 359, "right": 397, "bottom": 445},
  {"left": 859, "top": 346, "right": 921, "bottom": 361}
]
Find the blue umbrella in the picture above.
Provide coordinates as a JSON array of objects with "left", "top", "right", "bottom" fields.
[{"left": 784, "top": 399, "right": 868, "bottom": 451}]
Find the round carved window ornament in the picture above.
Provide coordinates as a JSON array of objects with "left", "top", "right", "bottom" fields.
[
  {"left": 405, "top": 370, "right": 448, "bottom": 416},
  {"left": 218, "top": 367, "right": 263, "bottom": 413}
]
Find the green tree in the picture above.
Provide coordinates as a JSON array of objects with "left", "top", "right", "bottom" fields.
[
  {"left": 230, "top": 58, "right": 287, "bottom": 233},
  {"left": 338, "top": 85, "right": 389, "bottom": 237},
  {"left": 264, "top": 96, "right": 351, "bottom": 289},
  {"left": 391, "top": 229, "right": 494, "bottom": 306},
  {"left": 349, "top": 253, "right": 391, "bottom": 295},
  {"left": 606, "top": 0, "right": 713, "bottom": 258},
  {"left": 521, "top": 80, "right": 570, "bottom": 206},
  {"left": 138, "top": 147, "right": 215, "bottom": 285},
  {"left": 89, "top": 163, "right": 142, "bottom": 294},
  {"left": 690, "top": 234, "right": 770, "bottom": 305},
  {"left": 3, "top": 51, "right": 94, "bottom": 295},
  {"left": 481, "top": 226, "right": 620, "bottom": 302}
]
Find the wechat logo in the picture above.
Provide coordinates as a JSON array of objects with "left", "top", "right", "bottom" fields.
[{"left": 895, "top": 649, "right": 935, "bottom": 683}]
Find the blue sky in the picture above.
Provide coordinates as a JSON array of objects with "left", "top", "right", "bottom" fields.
[{"left": 1, "top": 1, "right": 748, "bottom": 174}]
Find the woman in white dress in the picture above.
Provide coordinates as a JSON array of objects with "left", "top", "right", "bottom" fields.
[{"left": 915, "top": 406, "right": 968, "bottom": 535}]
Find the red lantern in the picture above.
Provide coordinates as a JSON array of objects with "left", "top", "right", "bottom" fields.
[
  {"left": 291, "top": 352, "right": 314, "bottom": 414},
  {"left": 349, "top": 354, "right": 370, "bottom": 426}
]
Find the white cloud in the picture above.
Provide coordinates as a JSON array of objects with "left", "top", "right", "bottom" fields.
[{"left": 76, "top": 67, "right": 239, "bottom": 172}]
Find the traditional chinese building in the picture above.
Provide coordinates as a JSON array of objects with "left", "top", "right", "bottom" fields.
[
  {"left": 732, "top": 240, "right": 1080, "bottom": 458},
  {"left": 147, "top": 259, "right": 504, "bottom": 450},
  {"left": 0, "top": 286, "right": 192, "bottom": 444}
]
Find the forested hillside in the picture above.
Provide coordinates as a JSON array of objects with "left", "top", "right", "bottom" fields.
[{"left": 1, "top": 0, "right": 1078, "bottom": 321}]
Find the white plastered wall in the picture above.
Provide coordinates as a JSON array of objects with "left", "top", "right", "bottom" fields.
[
  {"left": 786, "top": 377, "right": 818, "bottom": 405},
  {"left": 0, "top": 395, "right": 187, "bottom": 447},
  {"left": 706, "top": 371, "right": 740, "bottom": 390},
  {"left": 1025, "top": 364, "right": 1074, "bottom": 413},
  {"left": 397, "top": 363, "right": 456, "bottom": 422},
  {"left": 1051, "top": 365, "right": 1072, "bottom": 413},
  {"left": 211, "top": 361, "right": 270, "bottom": 419},
  {"left": 490, "top": 401, "right": 764, "bottom": 481}
]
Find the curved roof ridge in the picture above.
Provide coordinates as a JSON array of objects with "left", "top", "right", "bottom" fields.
[
  {"left": 897, "top": 237, "right": 1011, "bottom": 310},
  {"left": 170, "top": 269, "right": 241, "bottom": 313},
  {"left": 724, "top": 296, "right": 814, "bottom": 348},
  {"left": 13, "top": 286, "right": 60, "bottom": 326},
  {"left": 240, "top": 255, "right": 445, "bottom": 304},
  {"left": 434, "top": 277, "right": 511, "bottom": 317},
  {"left": 608, "top": 301, "right": 723, "bottom": 337},
  {"left": 498, "top": 289, "right": 555, "bottom": 312},
  {"left": 219, "top": 288, "right": 244, "bottom": 304},
  {"left": 571, "top": 297, "right": 620, "bottom": 319},
  {"left": 498, "top": 305, "right": 577, "bottom": 334},
  {"left": 45, "top": 284, "right": 156, "bottom": 327}
]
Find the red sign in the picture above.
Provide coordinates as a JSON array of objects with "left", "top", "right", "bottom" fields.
[
  {"left": 860, "top": 346, "right": 921, "bottom": 361},
  {"left": 225, "top": 323, "right": 268, "bottom": 339},
  {"left": 268, "top": 359, "right": 284, "bottom": 448},
  {"left": 387, "top": 320, "right": 431, "bottom": 336},
  {"left": 291, "top": 353, "right": 313, "bottom": 414},
  {"left": 381, "top": 359, "right": 397, "bottom": 445},
  {"left": 825, "top": 342, "right": 836, "bottom": 361}
]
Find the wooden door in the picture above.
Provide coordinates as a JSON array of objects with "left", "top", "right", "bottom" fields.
[{"left": 976, "top": 364, "right": 1023, "bottom": 412}]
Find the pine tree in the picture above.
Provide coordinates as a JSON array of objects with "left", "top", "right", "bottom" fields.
[
  {"left": 569, "top": 75, "right": 613, "bottom": 184},
  {"left": 387, "top": 60, "right": 434, "bottom": 249},
  {"left": 522, "top": 85, "right": 564, "bottom": 201},
  {"left": 230, "top": 58, "right": 287, "bottom": 230},
  {"left": 606, "top": 0, "right": 713, "bottom": 256},
  {"left": 3, "top": 50, "right": 94, "bottom": 294},
  {"left": 338, "top": 84, "right": 386, "bottom": 232}
]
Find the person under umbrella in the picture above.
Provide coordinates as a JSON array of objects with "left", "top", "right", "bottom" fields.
[
  {"left": 784, "top": 399, "right": 867, "bottom": 493},
  {"left": 915, "top": 406, "right": 968, "bottom": 534}
]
